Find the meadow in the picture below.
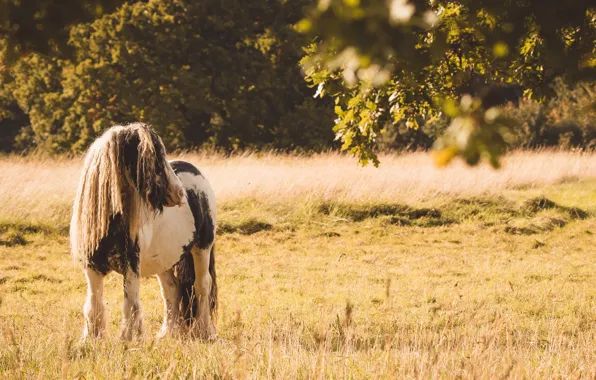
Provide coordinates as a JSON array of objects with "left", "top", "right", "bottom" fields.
[{"left": 1, "top": 151, "right": 595, "bottom": 378}]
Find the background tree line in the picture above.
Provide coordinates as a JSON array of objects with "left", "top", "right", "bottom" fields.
[
  {"left": 0, "top": 0, "right": 595, "bottom": 162},
  {"left": 0, "top": 0, "right": 336, "bottom": 153}
]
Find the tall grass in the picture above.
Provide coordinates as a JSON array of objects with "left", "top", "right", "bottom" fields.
[{"left": 1, "top": 150, "right": 595, "bottom": 226}]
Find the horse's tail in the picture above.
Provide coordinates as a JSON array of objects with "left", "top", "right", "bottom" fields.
[
  {"left": 175, "top": 243, "right": 217, "bottom": 326},
  {"left": 209, "top": 244, "right": 218, "bottom": 317}
]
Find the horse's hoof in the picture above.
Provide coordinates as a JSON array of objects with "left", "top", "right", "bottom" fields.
[
  {"left": 120, "top": 329, "right": 133, "bottom": 341},
  {"left": 206, "top": 325, "right": 217, "bottom": 342},
  {"left": 157, "top": 326, "right": 180, "bottom": 340},
  {"left": 81, "top": 326, "right": 104, "bottom": 343},
  {"left": 189, "top": 328, "right": 216, "bottom": 341}
]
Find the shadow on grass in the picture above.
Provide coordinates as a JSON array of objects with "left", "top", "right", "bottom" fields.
[
  {"left": 521, "top": 197, "right": 589, "bottom": 219},
  {"left": 316, "top": 196, "right": 590, "bottom": 233},
  {"left": 318, "top": 202, "right": 450, "bottom": 227},
  {"left": 0, "top": 221, "right": 69, "bottom": 239},
  {"left": 0, "top": 221, "right": 69, "bottom": 246},
  {"left": 0, "top": 231, "right": 28, "bottom": 247},
  {"left": 504, "top": 197, "right": 590, "bottom": 235},
  {"left": 14, "top": 274, "right": 62, "bottom": 284},
  {"left": 218, "top": 219, "right": 273, "bottom": 235}
]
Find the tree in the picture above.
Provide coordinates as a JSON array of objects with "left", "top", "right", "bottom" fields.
[
  {"left": 300, "top": 0, "right": 596, "bottom": 166},
  {"left": 1, "top": 0, "right": 335, "bottom": 153},
  {"left": 2, "top": 0, "right": 594, "bottom": 158}
]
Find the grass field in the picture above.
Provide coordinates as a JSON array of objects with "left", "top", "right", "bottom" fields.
[{"left": 1, "top": 151, "right": 595, "bottom": 378}]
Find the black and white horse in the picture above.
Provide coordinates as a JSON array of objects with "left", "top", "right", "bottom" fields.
[{"left": 70, "top": 123, "right": 217, "bottom": 340}]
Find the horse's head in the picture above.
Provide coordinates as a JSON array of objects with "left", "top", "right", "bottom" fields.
[
  {"left": 120, "top": 123, "right": 186, "bottom": 211},
  {"left": 71, "top": 123, "right": 186, "bottom": 264}
]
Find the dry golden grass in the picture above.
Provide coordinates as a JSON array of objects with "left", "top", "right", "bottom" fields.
[
  {"left": 1, "top": 151, "right": 595, "bottom": 378},
  {"left": 1, "top": 150, "right": 595, "bottom": 226}
]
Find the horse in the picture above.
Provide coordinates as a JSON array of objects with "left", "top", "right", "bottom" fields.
[{"left": 70, "top": 123, "right": 217, "bottom": 341}]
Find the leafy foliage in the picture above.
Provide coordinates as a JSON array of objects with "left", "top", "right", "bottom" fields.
[
  {"left": 1, "top": 0, "right": 595, "bottom": 158},
  {"left": 0, "top": 0, "right": 335, "bottom": 153},
  {"left": 368, "top": 79, "right": 596, "bottom": 154},
  {"left": 301, "top": 0, "right": 596, "bottom": 166}
]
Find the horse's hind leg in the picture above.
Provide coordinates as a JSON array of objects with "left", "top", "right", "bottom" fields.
[
  {"left": 120, "top": 270, "right": 143, "bottom": 341},
  {"left": 156, "top": 269, "right": 181, "bottom": 338},
  {"left": 83, "top": 268, "right": 106, "bottom": 339},
  {"left": 190, "top": 244, "right": 216, "bottom": 340}
]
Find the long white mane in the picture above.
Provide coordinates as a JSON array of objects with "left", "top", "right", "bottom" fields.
[{"left": 70, "top": 123, "right": 164, "bottom": 265}]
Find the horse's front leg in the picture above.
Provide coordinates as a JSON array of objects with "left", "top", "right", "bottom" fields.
[
  {"left": 156, "top": 269, "right": 181, "bottom": 338},
  {"left": 82, "top": 268, "right": 106, "bottom": 340},
  {"left": 191, "top": 245, "right": 216, "bottom": 340},
  {"left": 121, "top": 270, "right": 143, "bottom": 341}
]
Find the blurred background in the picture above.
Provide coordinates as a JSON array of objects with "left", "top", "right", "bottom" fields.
[{"left": 0, "top": 0, "right": 594, "bottom": 165}]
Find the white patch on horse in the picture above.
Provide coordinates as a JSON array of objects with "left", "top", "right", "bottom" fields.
[{"left": 140, "top": 202, "right": 195, "bottom": 276}]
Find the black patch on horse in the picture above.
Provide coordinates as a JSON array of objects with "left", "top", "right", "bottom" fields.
[
  {"left": 209, "top": 244, "right": 217, "bottom": 314},
  {"left": 170, "top": 160, "right": 203, "bottom": 177},
  {"left": 181, "top": 190, "right": 215, "bottom": 252},
  {"left": 87, "top": 213, "right": 140, "bottom": 276},
  {"left": 174, "top": 252, "right": 197, "bottom": 324}
]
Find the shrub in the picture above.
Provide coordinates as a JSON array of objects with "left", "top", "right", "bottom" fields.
[{"left": 507, "top": 81, "right": 596, "bottom": 149}]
